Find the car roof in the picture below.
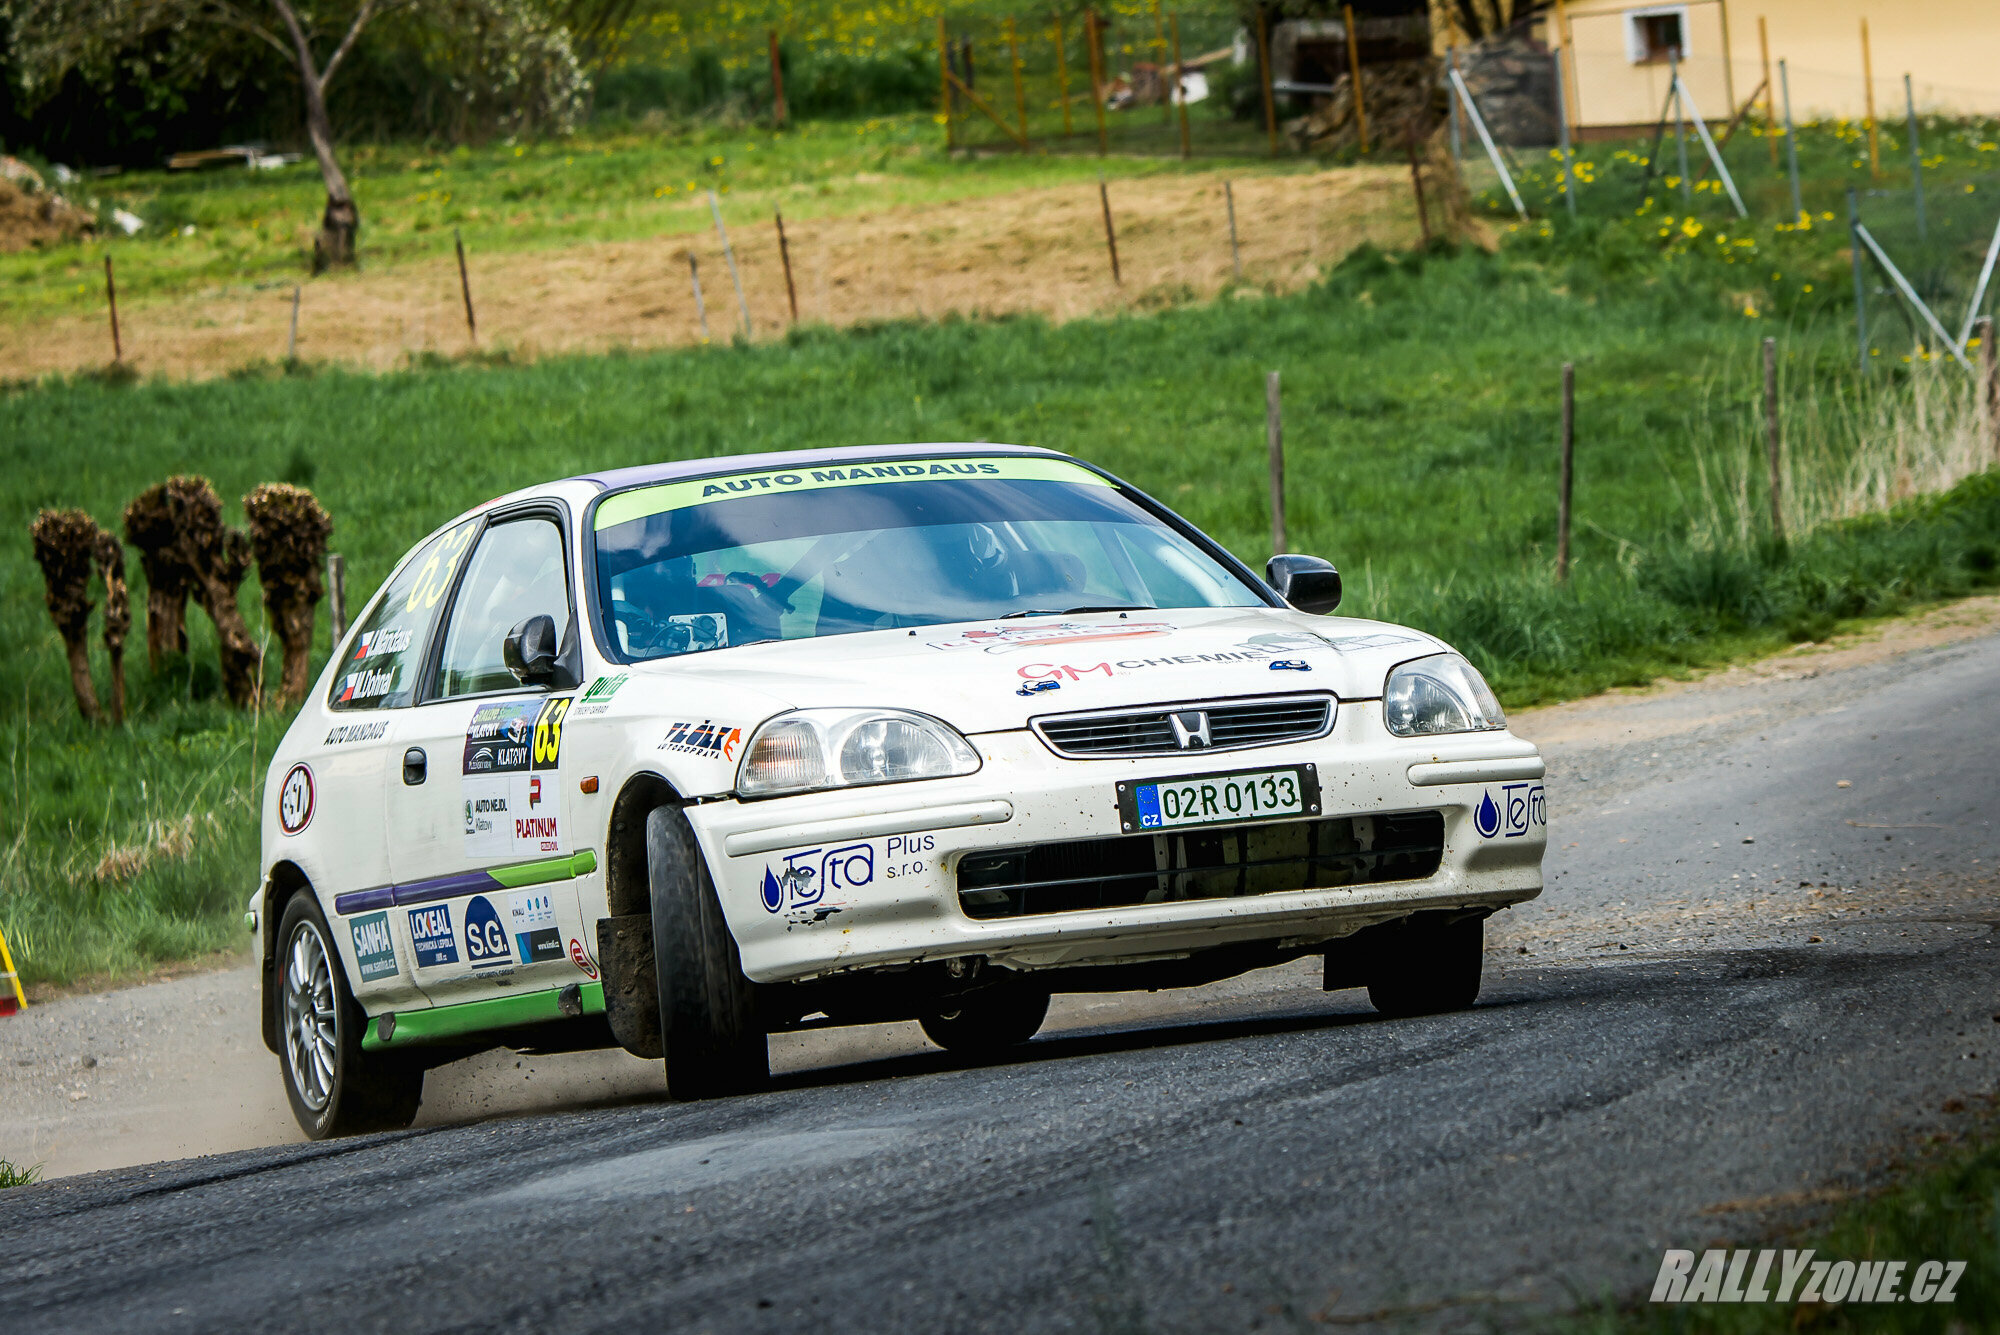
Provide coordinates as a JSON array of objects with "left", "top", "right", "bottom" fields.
[{"left": 574, "top": 442, "right": 1067, "bottom": 494}]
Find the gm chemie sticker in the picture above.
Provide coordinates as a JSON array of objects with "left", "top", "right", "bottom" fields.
[{"left": 462, "top": 697, "right": 570, "bottom": 858}]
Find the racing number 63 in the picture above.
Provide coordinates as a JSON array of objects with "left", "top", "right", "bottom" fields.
[
  {"left": 533, "top": 698, "right": 571, "bottom": 767},
  {"left": 404, "top": 522, "right": 478, "bottom": 615}
]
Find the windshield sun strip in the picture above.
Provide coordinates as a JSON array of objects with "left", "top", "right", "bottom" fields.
[{"left": 591, "top": 456, "right": 1112, "bottom": 532}]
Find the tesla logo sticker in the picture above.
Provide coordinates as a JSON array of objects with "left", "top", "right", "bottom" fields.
[{"left": 277, "top": 763, "right": 315, "bottom": 835}]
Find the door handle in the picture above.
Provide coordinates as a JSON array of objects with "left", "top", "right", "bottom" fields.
[{"left": 403, "top": 748, "right": 428, "bottom": 785}]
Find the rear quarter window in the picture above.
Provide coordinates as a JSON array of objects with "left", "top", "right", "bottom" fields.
[{"left": 327, "top": 520, "right": 478, "bottom": 711}]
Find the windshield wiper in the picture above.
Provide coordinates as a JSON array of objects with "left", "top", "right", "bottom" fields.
[{"left": 999, "top": 604, "right": 1156, "bottom": 619}]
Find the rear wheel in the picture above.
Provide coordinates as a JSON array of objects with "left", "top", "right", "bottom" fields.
[
  {"left": 276, "top": 890, "right": 423, "bottom": 1139},
  {"left": 1365, "top": 911, "right": 1484, "bottom": 1019},
  {"left": 920, "top": 980, "right": 1052, "bottom": 1054},
  {"left": 648, "top": 805, "right": 768, "bottom": 1100}
]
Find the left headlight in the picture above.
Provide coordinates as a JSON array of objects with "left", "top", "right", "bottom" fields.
[
  {"left": 736, "top": 708, "right": 983, "bottom": 798},
  {"left": 1383, "top": 653, "right": 1507, "bottom": 737}
]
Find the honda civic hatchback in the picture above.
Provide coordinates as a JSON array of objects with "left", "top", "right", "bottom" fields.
[{"left": 253, "top": 444, "right": 1547, "bottom": 1137}]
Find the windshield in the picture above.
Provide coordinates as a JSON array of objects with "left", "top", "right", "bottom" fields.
[{"left": 590, "top": 456, "right": 1266, "bottom": 661}]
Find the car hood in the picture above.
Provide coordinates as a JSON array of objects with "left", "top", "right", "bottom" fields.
[{"left": 617, "top": 607, "right": 1446, "bottom": 735}]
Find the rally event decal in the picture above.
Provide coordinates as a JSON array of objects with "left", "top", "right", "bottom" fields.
[
  {"left": 277, "top": 763, "right": 315, "bottom": 836},
  {"left": 462, "top": 697, "right": 571, "bottom": 858}
]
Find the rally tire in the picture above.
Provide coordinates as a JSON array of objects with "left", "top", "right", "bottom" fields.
[
  {"left": 919, "top": 980, "right": 1052, "bottom": 1055},
  {"left": 1365, "top": 911, "right": 1484, "bottom": 1019},
  {"left": 647, "top": 805, "right": 768, "bottom": 1100},
  {"left": 275, "top": 890, "right": 424, "bottom": 1139}
]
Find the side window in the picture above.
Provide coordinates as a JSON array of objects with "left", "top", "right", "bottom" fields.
[
  {"left": 435, "top": 517, "right": 572, "bottom": 699},
  {"left": 327, "top": 520, "right": 477, "bottom": 711}
]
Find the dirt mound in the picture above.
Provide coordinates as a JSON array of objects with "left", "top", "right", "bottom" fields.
[{"left": 0, "top": 177, "right": 95, "bottom": 252}]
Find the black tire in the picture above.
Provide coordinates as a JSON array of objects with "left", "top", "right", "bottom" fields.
[
  {"left": 1365, "top": 911, "right": 1485, "bottom": 1019},
  {"left": 919, "top": 979, "right": 1052, "bottom": 1054},
  {"left": 275, "top": 890, "right": 423, "bottom": 1139},
  {"left": 648, "top": 805, "right": 768, "bottom": 1100}
]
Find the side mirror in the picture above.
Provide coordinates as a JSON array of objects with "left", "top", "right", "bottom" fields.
[
  {"left": 503, "top": 614, "right": 559, "bottom": 685},
  {"left": 1266, "top": 554, "right": 1343, "bottom": 615}
]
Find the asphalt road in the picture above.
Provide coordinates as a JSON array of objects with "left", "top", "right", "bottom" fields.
[{"left": 6, "top": 618, "right": 1998, "bottom": 1334}]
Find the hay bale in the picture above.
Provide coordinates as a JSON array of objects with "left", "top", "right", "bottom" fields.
[
  {"left": 244, "top": 483, "right": 332, "bottom": 703},
  {"left": 30, "top": 509, "right": 103, "bottom": 721}
]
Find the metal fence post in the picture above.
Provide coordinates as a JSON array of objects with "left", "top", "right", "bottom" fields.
[
  {"left": 1904, "top": 73, "right": 1926, "bottom": 242},
  {"left": 1849, "top": 187, "right": 1868, "bottom": 375},
  {"left": 1670, "top": 52, "right": 1691, "bottom": 210},
  {"left": 1265, "top": 372, "right": 1286, "bottom": 556},
  {"left": 1557, "top": 362, "right": 1574, "bottom": 582},
  {"left": 1762, "top": 337, "right": 1785, "bottom": 543},
  {"left": 1780, "top": 59, "right": 1802, "bottom": 224},
  {"left": 1554, "top": 51, "right": 1577, "bottom": 218}
]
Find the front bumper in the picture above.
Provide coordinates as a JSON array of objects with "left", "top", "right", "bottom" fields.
[{"left": 687, "top": 700, "right": 1547, "bottom": 984}]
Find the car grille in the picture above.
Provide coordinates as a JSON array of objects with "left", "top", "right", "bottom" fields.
[
  {"left": 956, "top": 811, "right": 1445, "bottom": 919},
  {"left": 1032, "top": 694, "right": 1334, "bottom": 759}
]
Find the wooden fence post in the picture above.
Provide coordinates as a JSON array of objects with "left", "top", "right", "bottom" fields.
[
  {"left": 769, "top": 29, "right": 788, "bottom": 127},
  {"left": 1152, "top": 0, "right": 1171, "bottom": 126},
  {"left": 1758, "top": 17, "right": 1777, "bottom": 166},
  {"left": 1098, "top": 176, "right": 1122, "bottom": 285},
  {"left": 1343, "top": 4, "right": 1369, "bottom": 154},
  {"left": 454, "top": 228, "right": 477, "bottom": 344},
  {"left": 1860, "top": 18, "right": 1878, "bottom": 177},
  {"left": 1405, "top": 126, "right": 1431, "bottom": 245},
  {"left": 1172, "top": 12, "right": 1191, "bottom": 160},
  {"left": 1006, "top": 16, "right": 1028, "bottom": 144},
  {"left": 1762, "top": 336, "right": 1785, "bottom": 543},
  {"left": 287, "top": 285, "right": 301, "bottom": 361},
  {"left": 1087, "top": 10, "right": 1109, "bottom": 155},
  {"left": 939, "top": 16, "right": 955, "bottom": 150},
  {"left": 688, "top": 252, "right": 711, "bottom": 343},
  {"left": 1257, "top": 5, "right": 1279, "bottom": 156},
  {"left": 1224, "top": 180, "right": 1243, "bottom": 279},
  {"left": 1266, "top": 371, "right": 1287, "bottom": 554},
  {"left": 775, "top": 208, "right": 799, "bottom": 323},
  {"left": 104, "top": 254, "right": 122, "bottom": 362},
  {"left": 1978, "top": 316, "right": 1998, "bottom": 461},
  {"left": 1557, "top": 362, "right": 1574, "bottom": 582},
  {"left": 327, "top": 553, "right": 347, "bottom": 643},
  {"left": 1054, "top": 11, "right": 1073, "bottom": 137}
]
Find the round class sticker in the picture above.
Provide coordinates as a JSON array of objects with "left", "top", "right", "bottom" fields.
[{"left": 278, "top": 763, "right": 316, "bottom": 836}]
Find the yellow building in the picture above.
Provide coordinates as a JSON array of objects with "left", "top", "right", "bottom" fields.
[{"left": 1552, "top": 0, "right": 2000, "bottom": 134}]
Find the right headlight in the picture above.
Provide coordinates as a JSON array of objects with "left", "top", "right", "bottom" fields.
[
  {"left": 1382, "top": 653, "right": 1506, "bottom": 737},
  {"left": 735, "top": 708, "right": 983, "bottom": 798}
]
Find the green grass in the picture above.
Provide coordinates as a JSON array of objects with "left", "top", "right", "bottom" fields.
[
  {"left": 0, "top": 1158, "right": 42, "bottom": 1189},
  {"left": 4, "top": 175, "right": 1998, "bottom": 992},
  {"left": 1570, "top": 1117, "right": 2000, "bottom": 1332}
]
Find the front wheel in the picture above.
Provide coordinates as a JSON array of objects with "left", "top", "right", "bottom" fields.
[
  {"left": 276, "top": 891, "right": 423, "bottom": 1139},
  {"left": 920, "top": 980, "right": 1052, "bottom": 1055},
  {"left": 1365, "top": 911, "right": 1485, "bottom": 1019},
  {"left": 648, "top": 805, "right": 768, "bottom": 1100}
]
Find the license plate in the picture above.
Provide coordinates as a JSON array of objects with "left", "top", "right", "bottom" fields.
[{"left": 1117, "top": 765, "right": 1319, "bottom": 833}]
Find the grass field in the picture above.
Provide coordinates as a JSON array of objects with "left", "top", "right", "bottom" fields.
[
  {"left": 3, "top": 100, "right": 1999, "bottom": 992},
  {"left": 5, "top": 216, "right": 1998, "bottom": 992}
]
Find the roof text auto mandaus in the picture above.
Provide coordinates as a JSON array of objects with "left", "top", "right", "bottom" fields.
[{"left": 253, "top": 444, "right": 1547, "bottom": 1137}]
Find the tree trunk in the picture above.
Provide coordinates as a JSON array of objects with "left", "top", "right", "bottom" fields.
[
  {"left": 31, "top": 510, "right": 103, "bottom": 723},
  {"left": 144, "top": 584, "right": 189, "bottom": 667},
  {"left": 95, "top": 531, "right": 130, "bottom": 725},
  {"left": 244, "top": 483, "right": 332, "bottom": 705},
  {"left": 303, "top": 77, "right": 358, "bottom": 270},
  {"left": 125, "top": 484, "right": 195, "bottom": 672}
]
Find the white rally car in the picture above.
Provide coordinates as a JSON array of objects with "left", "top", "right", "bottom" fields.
[{"left": 254, "top": 444, "right": 1546, "bottom": 1137}]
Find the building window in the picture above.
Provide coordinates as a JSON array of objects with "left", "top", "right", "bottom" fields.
[{"left": 1624, "top": 6, "right": 1687, "bottom": 64}]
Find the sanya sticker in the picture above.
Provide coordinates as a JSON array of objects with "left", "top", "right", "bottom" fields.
[
  {"left": 277, "top": 763, "right": 315, "bottom": 836},
  {"left": 349, "top": 911, "right": 399, "bottom": 983},
  {"left": 1474, "top": 783, "right": 1546, "bottom": 839}
]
